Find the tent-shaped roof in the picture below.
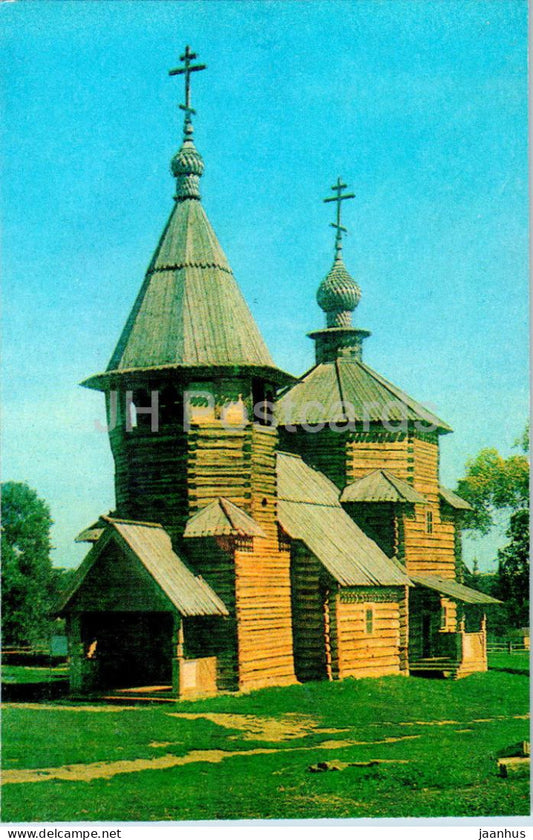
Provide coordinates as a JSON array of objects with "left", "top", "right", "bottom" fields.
[
  {"left": 82, "top": 133, "right": 293, "bottom": 391},
  {"left": 439, "top": 485, "right": 472, "bottom": 510},
  {"left": 276, "top": 358, "right": 451, "bottom": 433},
  {"left": 276, "top": 452, "right": 411, "bottom": 587},
  {"left": 184, "top": 498, "right": 266, "bottom": 539},
  {"left": 57, "top": 518, "right": 228, "bottom": 617},
  {"left": 341, "top": 469, "right": 428, "bottom": 505},
  {"left": 411, "top": 574, "right": 500, "bottom": 605}
]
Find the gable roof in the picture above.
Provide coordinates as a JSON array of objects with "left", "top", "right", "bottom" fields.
[
  {"left": 439, "top": 485, "right": 473, "bottom": 511},
  {"left": 57, "top": 519, "right": 228, "bottom": 617},
  {"left": 82, "top": 198, "right": 293, "bottom": 390},
  {"left": 341, "top": 469, "right": 428, "bottom": 505},
  {"left": 276, "top": 452, "right": 411, "bottom": 587},
  {"left": 276, "top": 358, "right": 451, "bottom": 433},
  {"left": 184, "top": 498, "right": 266, "bottom": 539},
  {"left": 411, "top": 575, "right": 501, "bottom": 605},
  {"left": 74, "top": 514, "right": 113, "bottom": 543}
]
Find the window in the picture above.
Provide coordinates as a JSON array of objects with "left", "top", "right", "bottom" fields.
[
  {"left": 426, "top": 510, "right": 433, "bottom": 534},
  {"left": 365, "top": 607, "right": 374, "bottom": 635},
  {"left": 252, "top": 378, "right": 275, "bottom": 426},
  {"left": 159, "top": 385, "right": 181, "bottom": 427}
]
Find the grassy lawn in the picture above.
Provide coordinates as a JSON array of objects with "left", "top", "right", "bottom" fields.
[
  {"left": 1, "top": 672, "right": 529, "bottom": 821},
  {"left": 488, "top": 652, "right": 529, "bottom": 673},
  {"left": 2, "top": 665, "right": 69, "bottom": 684}
]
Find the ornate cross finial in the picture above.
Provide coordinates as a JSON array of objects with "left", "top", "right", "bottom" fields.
[
  {"left": 169, "top": 45, "right": 207, "bottom": 128},
  {"left": 323, "top": 177, "right": 355, "bottom": 258}
]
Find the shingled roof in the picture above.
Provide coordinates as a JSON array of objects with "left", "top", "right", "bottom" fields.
[
  {"left": 341, "top": 469, "right": 428, "bottom": 505},
  {"left": 276, "top": 452, "right": 411, "bottom": 587},
  {"left": 276, "top": 358, "right": 451, "bottom": 433},
  {"left": 184, "top": 498, "right": 266, "bottom": 539},
  {"left": 411, "top": 575, "right": 501, "bottom": 605},
  {"left": 57, "top": 519, "right": 228, "bottom": 617},
  {"left": 439, "top": 485, "right": 473, "bottom": 510},
  {"left": 82, "top": 130, "right": 292, "bottom": 391}
]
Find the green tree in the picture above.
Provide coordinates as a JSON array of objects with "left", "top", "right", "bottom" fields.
[
  {"left": 456, "top": 448, "right": 528, "bottom": 535},
  {"left": 1, "top": 482, "right": 57, "bottom": 646},
  {"left": 496, "top": 508, "right": 529, "bottom": 629},
  {"left": 456, "top": 424, "right": 529, "bottom": 630}
]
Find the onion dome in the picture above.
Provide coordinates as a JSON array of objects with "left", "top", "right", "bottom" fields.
[
  {"left": 171, "top": 121, "right": 204, "bottom": 201},
  {"left": 317, "top": 254, "right": 361, "bottom": 328}
]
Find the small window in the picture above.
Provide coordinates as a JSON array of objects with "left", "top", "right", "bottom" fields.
[
  {"left": 365, "top": 607, "right": 374, "bottom": 635},
  {"left": 426, "top": 510, "right": 433, "bottom": 534}
]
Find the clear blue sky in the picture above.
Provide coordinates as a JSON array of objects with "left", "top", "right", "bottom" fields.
[{"left": 1, "top": 1, "right": 528, "bottom": 571}]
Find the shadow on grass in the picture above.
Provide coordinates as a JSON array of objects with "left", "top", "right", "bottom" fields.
[{"left": 2, "top": 681, "right": 70, "bottom": 702}]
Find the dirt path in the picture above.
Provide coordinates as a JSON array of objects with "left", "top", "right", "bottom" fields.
[
  {"left": 167, "top": 711, "right": 345, "bottom": 741},
  {"left": 2, "top": 734, "right": 419, "bottom": 786}
]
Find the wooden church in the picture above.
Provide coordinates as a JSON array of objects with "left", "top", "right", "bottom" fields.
[{"left": 58, "top": 48, "right": 498, "bottom": 699}]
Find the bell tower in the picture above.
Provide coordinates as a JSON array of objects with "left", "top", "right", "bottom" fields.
[{"left": 81, "top": 47, "right": 296, "bottom": 691}]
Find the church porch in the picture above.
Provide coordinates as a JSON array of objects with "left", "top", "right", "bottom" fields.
[
  {"left": 57, "top": 519, "right": 228, "bottom": 699},
  {"left": 408, "top": 575, "right": 500, "bottom": 678}
]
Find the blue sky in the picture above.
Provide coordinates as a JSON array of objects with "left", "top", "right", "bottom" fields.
[{"left": 1, "top": 0, "right": 528, "bottom": 570}]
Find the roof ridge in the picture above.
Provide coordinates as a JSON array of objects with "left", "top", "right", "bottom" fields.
[
  {"left": 334, "top": 358, "right": 347, "bottom": 417},
  {"left": 103, "top": 515, "right": 163, "bottom": 529},
  {"left": 356, "top": 360, "right": 451, "bottom": 431},
  {"left": 277, "top": 498, "right": 340, "bottom": 508},
  {"left": 277, "top": 451, "right": 304, "bottom": 460}
]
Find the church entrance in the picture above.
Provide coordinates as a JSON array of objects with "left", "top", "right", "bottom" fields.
[{"left": 82, "top": 611, "right": 174, "bottom": 690}]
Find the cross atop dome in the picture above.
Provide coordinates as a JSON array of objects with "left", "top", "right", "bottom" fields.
[
  {"left": 168, "top": 46, "right": 207, "bottom": 202},
  {"left": 169, "top": 45, "right": 207, "bottom": 133},
  {"left": 323, "top": 177, "right": 355, "bottom": 258}
]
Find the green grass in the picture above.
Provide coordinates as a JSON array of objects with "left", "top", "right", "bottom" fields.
[
  {"left": 488, "top": 652, "right": 529, "bottom": 673},
  {"left": 2, "top": 671, "right": 530, "bottom": 821},
  {"left": 2, "top": 665, "right": 68, "bottom": 684}
]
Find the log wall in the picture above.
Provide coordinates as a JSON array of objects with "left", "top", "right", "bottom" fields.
[
  {"left": 343, "top": 501, "right": 397, "bottom": 557},
  {"left": 184, "top": 537, "right": 239, "bottom": 692},
  {"left": 335, "top": 586, "right": 406, "bottom": 679},
  {"left": 234, "top": 424, "right": 296, "bottom": 691},
  {"left": 278, "top": 426, "right": 347, "bottom": 489},
  {"left": 345, "top": 429, "right": 411, "bottom": 483},
  {"left": 344, "top": 428, "right": 458, "bottom": 581},
  {"left": 402, "top": 435, "right": 456, "bottom": 579},
  {"left": 186, "top": 422, "right": 296, "bottom": 693},
  {"left": 289, "top": 541, "right": 327, "bottom": 682}
]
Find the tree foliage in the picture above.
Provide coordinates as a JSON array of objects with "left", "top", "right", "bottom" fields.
[
  {"left": 456, "top": 448, "right": 529, "bottom": 535},
  {"left": 496, "top": 508, "right": 529, "bottom": 629},
  {"left": 1, "top": 482, "right": 57, "bottom": 646},
  {"left": 456, "top": 424, "right": 529, "bottom": 630}
]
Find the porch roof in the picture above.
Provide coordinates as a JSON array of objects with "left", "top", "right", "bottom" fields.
[
  {"left": 439, "top": 486, "right": 473, "bottom": 511},
  {"left": 277, "top": 452, "right": 411, "bottom": 587},
  {"left": 58, "top": 518, "right": 228, "bottom": 617},
  {"left": 183, "top": 498, "right": 266, "bottom": 539},
  {"left": 341, "top": 469, "right": 428, "bottom": 505},
  {"left": 411, "top": 574, "right": 501, "bottom": 604}
]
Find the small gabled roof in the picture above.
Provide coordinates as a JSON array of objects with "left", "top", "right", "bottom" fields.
[
  {"left": 58, "top": 519, "right": 227, "bottom": 617},
  {"left": 411, "top": 574, "right": 501, "bottom": 605},
  {"left": 276, "top": 358, "right": 451, "bottom": 433},
  {"left": 439, "top": 486, "right": 473, "bottom": 511},
  {"left": 184, "top": 498, "right": 266, "bottom": 539},
  {"left": 74, "top": 514, "right": 113, "bottom": 543},
  {"left": 341, "top": 470, "right": 428, "bottom": 505},
  {"left": 276, "top": 452, "right": 411, "bottom": 588}
]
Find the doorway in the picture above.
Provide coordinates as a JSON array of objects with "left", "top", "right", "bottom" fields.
[{"left": 82, "top": 611, "right": 174, "bottom": 689}]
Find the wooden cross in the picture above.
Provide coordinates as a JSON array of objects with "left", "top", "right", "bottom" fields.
[
  {"left": 169, "top": 45, "right": 207, "bottom": 119},
  {"left": 323, "top": 177, "right": 355, "bottom": 253}
]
